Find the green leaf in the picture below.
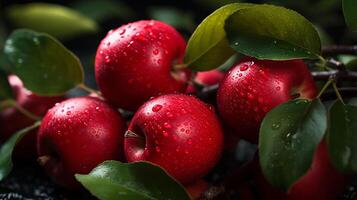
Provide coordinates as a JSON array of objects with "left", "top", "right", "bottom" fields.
[
  {"left": 184, "top": 3, "right": 255, "bottom": 71},
  {"left": 4, "top": 29, "right": 84, "bottom": 96},
  {"left": 76, "top": 161, "right": 190, "bottom": 200},
  {"left": 148, "top": 7, "right": 195, "bottom": 31},
  {"left": 259, "top": 99, "right": 327, "bottom": 190},
  {"left": 343, "top": 0, "right": 357, "bottom": 31},
  {"left": 327, "top": 100, "right": 357, "bottom": 173},
  {"left": 6, "top": 3, "right": 99, "bottom": 40},
  {"left": 71, "top": 0, "right": 135, "bottom": 22},
  {"left": 346, "top": 58, "right": 357, "bottom": 71},
  {"left": 0, "top": 70, "right": 13, "bottom": 100},
  {"left": 0, "top": 121, "right": 41, "bottom": 181},
  {"left": 225, "top": 4, "right": 321, "bottom": 60}
]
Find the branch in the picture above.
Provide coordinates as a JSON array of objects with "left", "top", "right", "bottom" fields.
[
  {"left": 311, "top": 70, "right": 357, "bottom": 81},
  {"left": 322, "top": 45, "right": 357, "bottom": 56}
]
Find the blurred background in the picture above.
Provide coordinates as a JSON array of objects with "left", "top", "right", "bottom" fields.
[{"left": 0, "top": 0, "right": 356, "bottom": 90}]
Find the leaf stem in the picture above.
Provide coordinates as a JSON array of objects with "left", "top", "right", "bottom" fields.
[
  {"left": 79, "top": 83, "right": 101, "bottom": 97},
  {"left": 7, "top": 99, "right": 41, "bottom": 121},
  {"left": 332, "top": 82, "right": 345, "bottom": 104},
  {"left": 19, "top": 120, "right": 42, "bottom": 135},
  {"left": 316, "top": 55, "right": 331, "bottom": 71},
  {"left": 317, "top": 78, "right": 334, "bottom": 98}
]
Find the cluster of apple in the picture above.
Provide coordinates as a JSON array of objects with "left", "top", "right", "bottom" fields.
[{"left": 0, "top": 20, "right": 348, "bottom": 199}]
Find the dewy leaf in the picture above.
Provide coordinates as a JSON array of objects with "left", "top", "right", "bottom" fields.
[
  {"left": 4, "top": 29, "right": 84, "bottom": 96},
  {"left": 6, "top": 3, "right": 99, "bottom": 40},
  {"left": 343, "top": 0, "right": 357, "bottom": 31},
  {"left": 225, "top": 4, "right": 321, "bottom": 60},
  {"left": 327, "top": 100, "right": 357, "bottom": 173},
  {"left": 184, "top": 3, "right": 255, "bottom": 71},
  {"left": 0, "top": 121, "right": 41, "bottom": 181},
  {"left": 259, "top": 99, "right": 326, "bottom": 191},
  {"left": 76, "top": 161, "right": 190, "bottom": 200}
]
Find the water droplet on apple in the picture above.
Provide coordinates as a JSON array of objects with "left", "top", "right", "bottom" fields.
[
  {"left": 155, "top": 146, "right": 161, "bottom": 152},
  {"left": 163, "top": 122, "right": 171, "bottom": 129},
  {"left": 153, "top": 49, "right": 159, "bottom": 55},
  {"left": 166, "top": 111, "right": 173, "bottom": 118},
  {"left": 162, "top": 130, "right": 169, "bottom": 137},
  {"left": 119, "top": 29, "right": 126, "bottom": 35},
  {"left": 105, "top": 55, "right": 110, "bottom": 63},
  {"left": 276, "top": 86, "right": 281, "bottom": 91},
  {"left": 187, "top": 139, "right": 192, "bottom": 145},
  {"left": 152, "top": 104, "right": 163, "bottom": 112},
  {"left": 240, "top": 64, "right": 249, "bottom": 71}
]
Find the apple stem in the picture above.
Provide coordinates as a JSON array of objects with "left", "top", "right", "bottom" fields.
[
  {"left": 78, "top": 83, "right": 102, "bottom": 98},
  {"left": 124, "top": 130, "right": 144, "bottom": 139},
  {"left": 173, "top": 63, "right": 187, "bottom": 70},
  {"left": 38, "top": 155, "right": 51, "bottom": 166}
]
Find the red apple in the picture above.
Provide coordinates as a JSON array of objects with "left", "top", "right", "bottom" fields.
[
  {"left": 255, "top": 141, "right": 348, "bottom": 200},
  {"left": 195, "top": 70, "right": 225, "bottom": 86},
  {"left": 287, "top": 141, "right": 348, "bottom": 200},
  {"left": 124, "top": 94, "right": 224, "bottom": 184},
  {"left": 95, "top": 20, "right": 190, "bottom": 111},
  {"left": 217, "top": 57, "right": 317, "bottom": 143},
  {"left": 0, "top": 75, "right": 64, "bottom": 161},
  {"left": 37, "top": 97, "right": 126, "bottom": 187},
  {"left": 185, "top": 179, "right": 209, "bottom": 199},
  {"left": 186, "top": 69, "right": 225, "bottom": 94}
]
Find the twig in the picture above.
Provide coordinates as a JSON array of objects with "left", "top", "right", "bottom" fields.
[{"left": 322, "top": 45, "right": 357, "bottom": 56}]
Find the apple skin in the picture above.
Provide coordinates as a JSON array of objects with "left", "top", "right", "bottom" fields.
[
  {"left": 195, "top": 70, "right": 225, "bottom": 86},
  {"left": 287, "top": 141, "right": 348, "bottom": 200},
  {"left": 217, "top": 57, "right": 317, "bottom": 143},
  {"left": 124, "top": 94, "right": 224, "bottom": 184},
  {"left": 37, "top": 97, "right": 126, "bottom": 188},
  {"left": 186, "top": 69, "right": 225, "bottom": 94},
  {"left": 95, "top": 20, "right": 190, "bottom": 111},
  {"left": 185, "top": 179, "right": 209, "bottom": 199},
  {"left": 255, "top": 141, "right": 348, "bottom": 200},
  {"left": 0, "top": 75, "right": 64, "bottom": 161}
]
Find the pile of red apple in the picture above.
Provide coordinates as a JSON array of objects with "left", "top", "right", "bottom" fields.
[{"left": 0, "top": 20, "right": 349, "bottom": 199}]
